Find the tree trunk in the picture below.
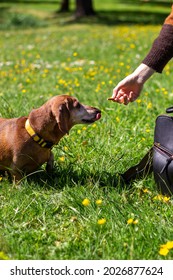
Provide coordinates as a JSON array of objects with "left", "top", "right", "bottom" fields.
[
  {"left": 59, "top": 0, "right": 70, "bottom": 12},
  {"left": 75, "top": 0, "right": 96, "bottom": 18}
]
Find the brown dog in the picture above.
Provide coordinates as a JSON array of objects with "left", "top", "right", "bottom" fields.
[{"left": 0, "top": 95, "right": 101, "bottom": 181}]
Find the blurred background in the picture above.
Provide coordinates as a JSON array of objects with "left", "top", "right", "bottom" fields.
[{"left": 0, "top": 0, "right": 171, "bottom": 29}]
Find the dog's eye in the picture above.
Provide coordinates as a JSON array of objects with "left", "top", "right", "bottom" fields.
[{"left": 75, "top": 102, "right": 81, "bottom": 109}]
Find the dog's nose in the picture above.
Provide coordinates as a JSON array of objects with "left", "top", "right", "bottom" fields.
[{"left": 96, "top": 112, "right": 101, "bottom": 120}]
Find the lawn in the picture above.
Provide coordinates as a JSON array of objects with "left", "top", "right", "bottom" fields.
[{"left": 0, "top": 0, "right": 173, "bottom": 260}]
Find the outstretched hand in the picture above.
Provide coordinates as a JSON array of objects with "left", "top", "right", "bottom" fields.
[
  {"left": 109, "top": 74, "right": 143, "bottom": 105},
  {"left": 108, "top": 64, "right": 155, "bottom": 105}
]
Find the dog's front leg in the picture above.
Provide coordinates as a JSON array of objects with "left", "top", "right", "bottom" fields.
[{"left": 46, "top": 151, "right": 54, "bottom": 173}]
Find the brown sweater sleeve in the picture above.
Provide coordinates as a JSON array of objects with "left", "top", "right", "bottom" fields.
[{"left": 142, "top": 5, "right": 173, "bottom": 73}]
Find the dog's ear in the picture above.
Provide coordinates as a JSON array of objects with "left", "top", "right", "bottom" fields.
[{"left": 51, "top": 101, "right": 70, "bottom": 134}]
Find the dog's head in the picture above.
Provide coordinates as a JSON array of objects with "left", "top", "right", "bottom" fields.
[{"left": 51, "top": 95, "right": 101, "bottom": 134}]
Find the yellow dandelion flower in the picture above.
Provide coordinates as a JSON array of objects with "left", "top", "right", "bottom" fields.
[
  {"left": 147, "top": 102, "right": 152, "bottom": 109},
  {"left": 64, "top": 146, "right": 68, "bottom": 151},
  {"left": 75, "top": 82, "right": 80, "bottom": 87},
  {"left": 44, "top": 69, "right": 49, "bottom": 73},
  {"left": 119, "top": 62, "right": 124, "bottom": 66},
  {"left": 165, "top": 241, "right": 173, "bottom": 250},
  {"left": 22, "top": 89, "right": 26, "bottom": 93},
  {"left": 163, "top": 196, "right": 170, "bottom": 202},
  {"left": 153, "top": 195, "right": 162, "bottom": 201},
  {"left": 26, "top": 78, "right": 31, "bottom": 83},
  {"left": 73, "top": 52, "right": 78, "bottom": 57},
  {"left": 153, "top": 194, "right": 170, "bottom": 202},
  {"left": 21, "top": 59, "right": 26, "bottom": 65},
  {"left": 127, "top": 218, "right": 133, "bottom": 224},
  {"left": 130, "top": 43, "right": 135, "bottom": 49},
  {"left": 82, "top": 198, "right": 90, "bottom": 206},
  {"left": 82, "top": 126, "right": 87, "bottom": 130},
  {"left": 127, "top": 218, "right": 138, "bottom": 225},
  {"left": 0, "top": 251, "right": 9, "bottom": 260},
  {"left": 96, "top": 199, "right": 102, "bottom": 205},
  {"left": 92, "top": 124, "right": 97, "bottom": 128},
  {"left": 97, "top": 218, "right": 106, "bottom": 225},
  {"left": 133, "top": 219, "right": 138, "bottom": 225},
  {"left": 159, "top": 247, "right": 169, "bottom": 256},
  {"left": 143, "top": 188, "right": 149, "bottom": 193},
  {"left": 77, "top": 129, "right": 81, "bottom": 134},
  {"left": 146, "top": 129, "right": 150, "bottom": 133},
  {"left": 159, "top": 240, "right": 173, "bottom": 256},
  {"left": 59, "top": 156, "right": 65, "bottom": 162},
  {"left": 0, "top": 176, "right": 2, "bottom": 181},
  {"left": 136, "top": 99, "right": 141, "bottom": 104},
  {"left": 116, "top": 117, "right": 120, "bottom": 123}
]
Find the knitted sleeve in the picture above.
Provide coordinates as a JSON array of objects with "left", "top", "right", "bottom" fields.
[{"left": 142, "top": 5, "right": 173, "bottom": 73}]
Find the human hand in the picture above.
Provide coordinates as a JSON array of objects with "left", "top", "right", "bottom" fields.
[
  {"left": 108, "top": 64, "right": 155, "bottom": 105},
  {"left": 109, "top": 74, "right": 143, "bottom": 105}
]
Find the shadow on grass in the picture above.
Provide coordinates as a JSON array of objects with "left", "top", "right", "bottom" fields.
[
  {"left": 97, "top": 10, "right": 167, "bottom": 25},
  {"left": 0, "top": 5, "right": 48, "bottom": 29},
  {"left": 0, "top": 3, "right": 170, "bottom": 28},
  {"left": 60, "top": 9, "right": 168, "bottom": 26},
  {"left": 26, "top": 164, "right": 121, "bottom": 191}
]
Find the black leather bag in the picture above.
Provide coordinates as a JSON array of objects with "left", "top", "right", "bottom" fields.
[
  {"left": 121, "top": 107, "right": 173, "bottom": 195},
  {"left": 153, "top": 107, "right": 173, "bottom": 195}
]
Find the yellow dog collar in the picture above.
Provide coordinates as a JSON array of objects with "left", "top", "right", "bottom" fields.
[{"left": 25, "top": 119, "right": 54, "bottom": 149}]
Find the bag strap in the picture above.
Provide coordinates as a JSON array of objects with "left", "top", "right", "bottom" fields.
[{"left": 121, "top": 147, "right": 153, "bottom": 183}]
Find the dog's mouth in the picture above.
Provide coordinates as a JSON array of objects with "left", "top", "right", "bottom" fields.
[{"left": 82, "top": 112, "right": 101, "bottom": 124}]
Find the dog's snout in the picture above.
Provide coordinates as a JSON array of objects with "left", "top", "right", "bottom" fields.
[
  {"left": 96, "top": 113, "right": 101, "bottom": 120},
  {"left": 95, "top": 109, "right": 101, "bottom": 121},
  {"left": 92, "top": 106, "right": 101, "bottom": 112}
]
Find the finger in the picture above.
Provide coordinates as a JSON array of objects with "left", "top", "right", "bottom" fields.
[
  {"left": 129, "top": 91, "right": 138, "bottom": 102},
  {"left": 114, "top": 90, "right": 126, "bottom": 101},
  {"left": 117, "top": 95, "right": 127, "bottom": 104},
  {"left": 123, "top": 95, "right": 129, "bottom": 105},
  {"left": 112, "top": 85, "right": 122, "bottom": 98},
  {"left": 108, "top": 88, "right": 124, "bottom": 101},
  {"left": 107, "top": 97, "right": 121, "bottom": 103}
]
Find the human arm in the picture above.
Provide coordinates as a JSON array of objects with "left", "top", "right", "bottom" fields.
[{"left": 110, "top": 5, "right": 173, "bottom": 105}]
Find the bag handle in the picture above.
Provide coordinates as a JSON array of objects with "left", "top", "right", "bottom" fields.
[
  {"left": 121, "top": 148, "right": 153, "bottom": 183},
  {"left": 166, "top": 106, "right": 173, "bottom": 113}
]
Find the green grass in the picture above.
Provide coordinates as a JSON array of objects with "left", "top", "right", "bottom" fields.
[{"left": 0, "top": 1, "right": 173, "bottom": 260}]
